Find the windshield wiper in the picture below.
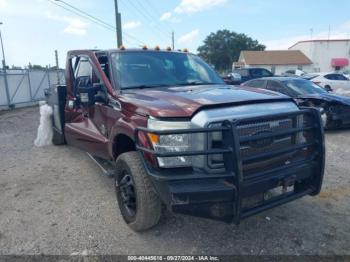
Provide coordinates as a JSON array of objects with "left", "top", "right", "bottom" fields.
[
  {"left": 175, "top": 81, "right": 219, "bottom": 86},
  {"left": 122, "top": 82, "right": 219, "bottom": 90},
  {"left": 122, "top": 84, "right": 169, "bottom": 90}
]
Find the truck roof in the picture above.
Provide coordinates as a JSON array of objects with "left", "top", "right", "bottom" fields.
[{"left": 67, "top": 48, "right": 191, "bottom": 56}]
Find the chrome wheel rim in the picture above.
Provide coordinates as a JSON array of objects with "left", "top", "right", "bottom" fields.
[{"left": 118, "top": 171, "right": 137, "bottom": 217}]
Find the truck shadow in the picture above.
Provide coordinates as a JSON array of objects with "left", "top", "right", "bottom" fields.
[
  {"left": 326, "top": 124, "right": 350, "bottom": 134},
  {"left": 137, "top": 194, "right": 349, "bottom": 254}
]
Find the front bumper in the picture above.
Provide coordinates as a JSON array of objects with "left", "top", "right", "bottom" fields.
[{"left": 135, "top": 109, "right": 325, "bottom": 224}]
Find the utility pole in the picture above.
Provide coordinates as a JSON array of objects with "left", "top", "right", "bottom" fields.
[
  {"left": 55, "top": 50, "right": 60, "bottom": 85},
  {"left": 172, "top": 31, "right": 175, "bottom": 50},
  {"left": 0, "top": 22, "right": 11, "bottom": 107},
  {"left": 114, "top": 0, "right": 123, "bottom": 47}
]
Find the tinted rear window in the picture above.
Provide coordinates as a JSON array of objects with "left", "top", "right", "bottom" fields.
[{"left": 244, "top": 80, "right": 265, "bottom": 88}]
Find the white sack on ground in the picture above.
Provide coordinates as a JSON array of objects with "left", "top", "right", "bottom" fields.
[{"left": 34, "top": 103, "right": 53, "bottom": 147}]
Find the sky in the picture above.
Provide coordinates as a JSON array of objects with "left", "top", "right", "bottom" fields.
[{"left": 1, "top": 0, "right": 350, "bottom": 68}]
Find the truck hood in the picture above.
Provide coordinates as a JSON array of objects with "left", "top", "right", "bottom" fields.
[
  {"left": 119, "top": 84, "right": 291, "bottom": 118},
  {"left": 298, "top": 93, "right": 350, "bottom": 106}
]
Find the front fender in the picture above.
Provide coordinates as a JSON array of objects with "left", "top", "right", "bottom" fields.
[{"left": 108, "top": 111, "right": 148, "bottom": 159}]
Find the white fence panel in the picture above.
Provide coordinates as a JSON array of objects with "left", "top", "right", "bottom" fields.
[
  {"left": 0, "top": 69, "right": 65, "bottom": 110},
  {"left": 48, "top": 71, "right": 65, "bottom": 86},
  {"left": 29, "top": 70, "right": 50, "bottom": 101},
  {"left": 7, "top": 73, "right": 31, "bottom": 104},
  {"left": 0, "top": 75, "right": 7, "bottom": 106}
]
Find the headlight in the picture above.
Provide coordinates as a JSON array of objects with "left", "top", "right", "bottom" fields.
[{"left": 147, "top": 118, "right": 192, "bottom": 168}]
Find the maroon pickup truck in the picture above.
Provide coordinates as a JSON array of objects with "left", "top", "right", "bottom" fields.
[{"left": 46, "top": 48, "right": 325, "bottom": 231}]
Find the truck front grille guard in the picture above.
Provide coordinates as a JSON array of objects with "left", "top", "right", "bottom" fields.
[{"left": 135, "top": 108, "right": 325, "bottom": 223}]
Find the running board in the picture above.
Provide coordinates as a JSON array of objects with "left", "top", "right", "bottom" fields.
[{"left": 87, "top": 153, "right": 115, "bottom": 178}]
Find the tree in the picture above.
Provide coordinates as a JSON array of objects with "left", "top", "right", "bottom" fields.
[
  {"left": 197, "top": 29, "right": 266, "bottom": 72},
  {"left": 28, "top": 63, "right": 46, "bottom": 70},
  {"left": 11, "top": 65, "right": 22, "bottom": 70}
]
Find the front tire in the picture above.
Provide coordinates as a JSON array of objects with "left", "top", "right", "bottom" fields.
[{"left": 115, "top": 151, "right": 161, "bottom": 232}]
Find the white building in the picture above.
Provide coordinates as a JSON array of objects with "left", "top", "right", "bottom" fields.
[
  {"left": 234, "top": 50, "right": 313, "bottom": 75},
  {"left": 289, "top": 39, "right": 350, "bottom": 73}
]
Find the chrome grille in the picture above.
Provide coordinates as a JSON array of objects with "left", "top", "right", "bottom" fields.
[
  {"left": 208, "top": 116, "right": 313, "bottom": 177},
  {"left": 238, "top": 118, "right": 293, "bottom": 158},
  {"left": 237, "top": 119, "right": 293, "bottom": 137}
]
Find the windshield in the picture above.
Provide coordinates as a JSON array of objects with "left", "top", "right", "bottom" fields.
[
  {"left": 301, "top": 74, "right": 319, "bottom": 80},
  {"left": 110, "top": 51, "right": 224, "bottom": 89},
  {"left": 282, "top": 79, "right": 328, "bottom": 95}
]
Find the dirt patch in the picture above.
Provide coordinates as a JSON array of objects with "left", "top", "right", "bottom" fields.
[{"left": 318, "top": 186, "right": 350, "bottom": 200}]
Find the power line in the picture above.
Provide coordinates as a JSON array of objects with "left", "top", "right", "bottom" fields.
[
  {"left": 47, "top": 0, "right": 145, "bottom": 46},
  {"left": 119, "top": 0, "right": 171, "bottom": 43},
  {"left": 144, "top": 0, "right": 164, "bottom": 20},
  {"left": 49, "top": 0, "right": 113, "bottom": 31},
  {"left": 55, "top": 0, "right": 115, "bottom": 30},
  {"left": 143, "top": 0, "right": 175, "bottom": 48},
  {"left": 135, "top": 0, "right": 171, "bottom": 36},
  {"left": 135, "top": 0, "right": 172, "bottom": 31},
  {"left": 51, "top": 0, "right": 143, "bottom": 45}
]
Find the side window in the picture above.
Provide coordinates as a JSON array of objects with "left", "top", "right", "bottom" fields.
[
  {"left": 98, "top": 55, "right": 110, "bottom": 81},
  {"left": 239, "top": 69, "right": 249, "bottom": 77},
  {"left": 246, "top": 80, "right": 265, "bottom": 88},
  {"left": 324, "top": 74, "right": 335, "bottom": 80},
  {"left": 74, "top": 57, "right": 102, "bottom": 93},
  {"left": 261, "top": 69, "right": 273, "bottom": 76},
  {"left": 71, "top": 57, "right": 78, "bottom": 72},
  {"left": 250, "top": 69, "right": 261, "bottom": 78},
  {"left": 245, "top": 80, "right": 258, "bottom": 87},
  {"left": 267, "top": 81, "right": 285, "bottom": 94},
  {"left": 335, "top": 74, "right": 348, "bottom": 80},
  {"left": 75, "top": 58, "right": 92, "bottom": 79}
]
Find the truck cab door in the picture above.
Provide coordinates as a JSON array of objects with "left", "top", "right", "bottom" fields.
[{"left": 64, "top": 56, "right": 111, "bottom": 159}]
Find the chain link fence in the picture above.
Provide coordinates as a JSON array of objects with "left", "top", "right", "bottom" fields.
[{"left": 0, "top": 69, "right": 65, "bottom": 110}]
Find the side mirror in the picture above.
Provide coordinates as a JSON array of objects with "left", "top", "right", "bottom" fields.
[
  {"left": 93, "top": 83, "right": 108, "bottom": 104},
  {"left": 75, "top": 76, "right": 108, "bottom": 106},
  {"left": 324, "top": 86, "right": 332, "bottom": 92}
]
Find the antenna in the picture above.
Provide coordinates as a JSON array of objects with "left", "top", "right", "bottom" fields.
[
  {"left": 327, "top": 25, "right": 331, "bottom": 48},
  {"left": 310, "top": 28, "right": 313, "bottom": 40}
]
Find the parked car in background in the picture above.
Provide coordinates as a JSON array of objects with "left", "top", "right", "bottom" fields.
[
  {"left": 302, "top": 72, "right": 350, "bottom": 95},
  {"left": 340, "top": 69, "right": 350, "bottom": 79},
  {"left": 282, "top": 69, "right": 306, "bottom": 77},
  {"left": 242, "top": 77, "right": 350, "bottom": 129},
  {"left": 224, "top": 68, "right": 273, "bottom": 85},
  {"left": 222, "top": 72, "right": 242, "bottom": 85}
]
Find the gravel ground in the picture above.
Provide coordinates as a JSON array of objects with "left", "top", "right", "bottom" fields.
[{"left": 0, "top": 106, "right": 349, "bottom": 255}]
